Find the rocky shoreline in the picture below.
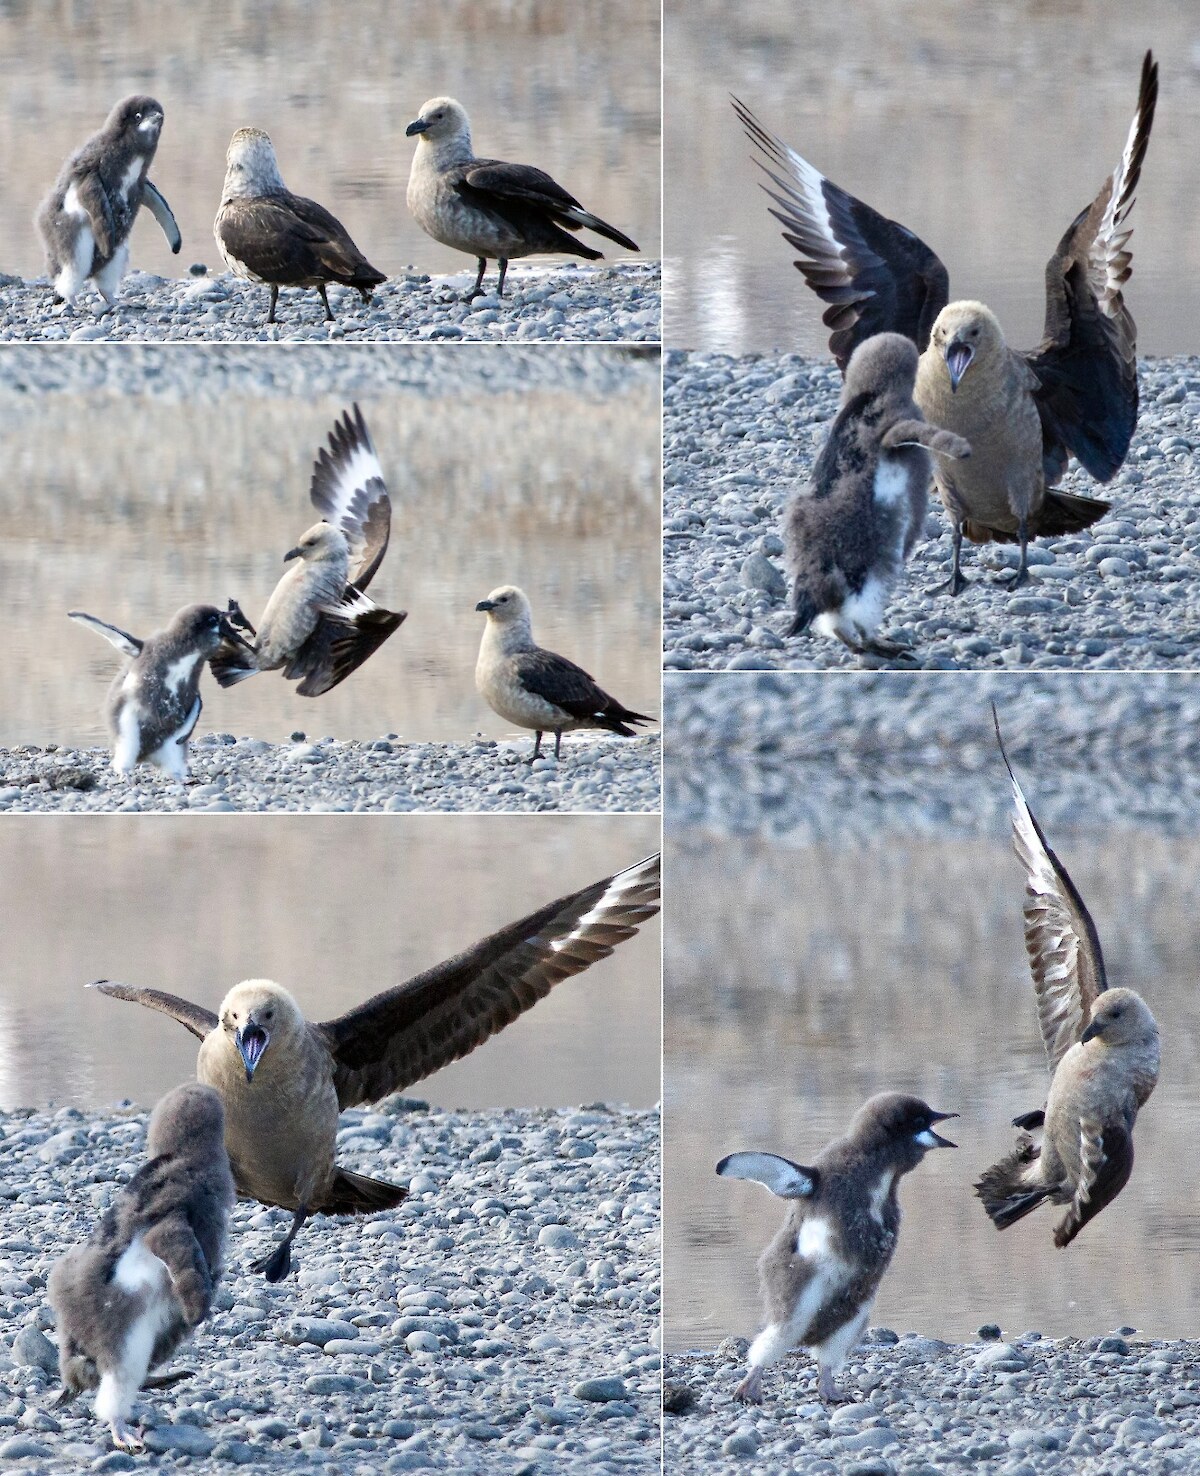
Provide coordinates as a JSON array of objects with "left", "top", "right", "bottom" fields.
[
  {"left": 0, "top": 733, "right": 662, "bottom": 814},
  {"left": 0, "top": 263, "right": 661, "bottom": 344},
  {"left": 0, "top": 1098, "right": 660, "bottom": 1474},
  {"left": 663, "top": 351, "right": 1200, "bottom": 672},
  {"left": 664, "top": 1335, "right": 1200, "bottom": 1475}
]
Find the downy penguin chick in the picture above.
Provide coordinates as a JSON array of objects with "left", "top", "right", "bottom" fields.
[
  {"left": 785, "top": 332, "right": 970, "bottom": 660},
  {"left": 48, "top": 1084, "right": 234, "bottom": 1450},
  {"left": 718, "top": 1092, "right": 956, "bottom": 1404}
]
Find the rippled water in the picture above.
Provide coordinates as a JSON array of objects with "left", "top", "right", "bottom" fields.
[
  {"left": 665, "top": 814, "right": 1200, "bottom": 1345},
  {"left": 665, "top": 0, "right": 1200, "bottom": 355},
  {"left": 0, "top": 346, "right": 661, "bottom": 748},
  {"left": 0, "top": 0, "right": 660, "bottom": 284},
  {"left": 0, "top": 813, "right": 661, "bottom": 1112}
]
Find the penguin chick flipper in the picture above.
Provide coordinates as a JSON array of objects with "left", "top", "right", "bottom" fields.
[
  {"left": 881, "top": 419, "right": 972, "bottom": 460},
  {"left": 1053, "top": 1119, "right": 1134, "bottom": 1248},
  {"left": 715, "top": 1151, "right": 817, "bottom": 1199},
  {"left": 141, "top": 180, "right": 181, "bottom": 253},
  {"left": 67, "top": 611, "right": 143, "bottom": 657},
  {"left": 141, "top": 1219, "right": 213, "bottom": 1325},
  {"left": 142, "top": 1369, "right": 195, "bottom": 1390},
  {"left": 73, "top": 173, "right": 116, "bottom": 260}
]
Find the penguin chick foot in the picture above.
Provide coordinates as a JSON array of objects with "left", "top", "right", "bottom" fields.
[
  {"left": 732, "top": 1367, "right": 764, "bottom": 1404},
  {"left": 817, "top": 1370, "right": 854, "bottom": 1404},
  {"left": 110, "top": 1420, "right": 144, "bottom": 1452},
  {"left": 861, "top": 635, "right": 918, "bottom": 664}
]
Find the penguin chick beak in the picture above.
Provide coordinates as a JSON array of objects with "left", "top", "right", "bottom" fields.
[
  {"left": 945, "top": 341, "right": 974, "bottom": 392},
  {"left": 236, "top": 1022, "right": 269, "bottom": 1082},
  {"left": 406, "top": 117, "right": 430, "bottom": 137},
  {"left": 918, "top": 1111, "right": 958, "bottom": 1149},
  {"left": 475, "top": 599, "right": 496, "bottom": 612}
]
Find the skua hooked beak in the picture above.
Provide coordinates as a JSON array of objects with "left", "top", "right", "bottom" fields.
[
  {"left": 236, "top": 1022, "right": 269, "bottom": 1082},
  {"left": 945, "top": 340, "right": 974, "bottom": 392},
  {"left": 406, "top": 118, "right": 430, "bottom": 137}
]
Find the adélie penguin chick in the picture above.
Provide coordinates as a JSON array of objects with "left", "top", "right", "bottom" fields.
[
  {"left": 68, "top": 603, "right": 252, "bottom": 783},
  {"left": 975, "top": 711, "right": 1160, "bottom": 1246},
  {"left": 48, "top": 1084, "right": 235, "bottom": 1450},
  {"left": 785, "top": 332, "right": 971, "bottom": 660},
  {"left": 718, "top": 1093, "right": 956, "bottom": 1404},
  {"left": 90, "top": 852, "right": 660, "bottom": 1281},
  {"left": 36, "top": 94, "right": 181, "bottom": 311},
  {"left": 211, "top": 404, "right": 406, "bottom": 697},
  {"left": 475, "top": 585, "right": 654, "bottom": 759}
]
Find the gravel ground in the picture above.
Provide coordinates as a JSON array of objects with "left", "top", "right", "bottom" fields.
[
  {"left": 0, "top": 733, "right": 661, "bottom": 814},
  {"left": 664, "top": 671, "right": 1200, "bottom": 843},
  {"left": 663, "top": 352, "right": 1200, "bottom": 672},
  {"left": 0, "top": 1098, "right": 660, "bottom": 1474},
  {"left": 664, "top": 1333, "right": 1200, "bottom": 1475},
  {"left": 0, "top": 342, "right": 659, "bottom": 399},
  {"left": 0, "top": 263, "right": 661, "bottom": 344}
]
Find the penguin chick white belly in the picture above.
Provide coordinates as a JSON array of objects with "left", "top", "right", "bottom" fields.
[{"left": 93, "top": 1237, "right": 178, "bottom": 1437}]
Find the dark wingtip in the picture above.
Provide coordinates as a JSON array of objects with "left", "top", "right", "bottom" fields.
[{"left": 990, "top": 701, "right": 1015, "bottom": 781}]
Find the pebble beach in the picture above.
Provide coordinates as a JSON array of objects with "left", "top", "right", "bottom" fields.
[
  {"left": 0, "top": 734, "right": 662, "bottom": 814},
  {"left": 663, "top": 352, "right": 1200, "bottom": 672},
  {"left": 664, "top": 1333, "right": 1200, "bottom": 1476},
  {"left": 0, "top": 263, "right": 661, "bottom": 344},
  {"left": 0, "top": 1098, "right": 660, "bottom": 1474}
]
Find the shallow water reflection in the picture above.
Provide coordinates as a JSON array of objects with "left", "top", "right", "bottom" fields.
[
  {"left": 1, "top": 814, "right": 661, "bottom": 1113},
  {"left": 0, "top": 0, "right": 660, "bottom": 286},
  {"left": 665, "top": 825, "right": 1200, "bottom": 1346},
  {"left": 666, "top": 0, "right": 1200, "bottom": 355}
]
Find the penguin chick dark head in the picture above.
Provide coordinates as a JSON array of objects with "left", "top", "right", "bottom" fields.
[
  {"left": 841, "top": 332, "right": 920, "bottom": 404},
  {"left": 168, "top": 603, "right": 253, "bottom": 659},
  {"left": 147, "top": 1082, "right": 226, "bottom": 1158},
  {"left": 107, "top": 94, "right": 165, "bottom": 148},
  {"left": 848, "top": 1091, "right": 958, "bottom": 1172}
]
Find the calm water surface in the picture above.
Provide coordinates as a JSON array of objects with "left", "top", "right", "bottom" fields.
[
  {"left": 0, "top": 346, "right": 661, "bottom": 748},
  {"left": 1, "top": 814, "right": 661, "bottom": 1113},
  {"left": 665, "top": 823, "right": 1200, "bottom": 1346},
  {"left": 0, "top": 0, "right": 660, "bottom": 284},
  {"left": 666, "top": 0, "right": 1200, "bottom": 355}
]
